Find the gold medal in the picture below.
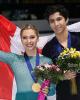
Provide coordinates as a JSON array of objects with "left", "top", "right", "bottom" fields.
[{"left": 32, "top": 83, "right": 41, "bottom": 92}]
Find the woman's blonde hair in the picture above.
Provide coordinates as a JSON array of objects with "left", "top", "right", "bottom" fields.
[{"left": 20, "top": 24, "right": 39, "bottom": 38}]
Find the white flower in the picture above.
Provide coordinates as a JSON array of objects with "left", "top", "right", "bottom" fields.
[
  {"left": 44, "top": 63, "right": 52, "bottom": 69},
  {"left": 38, "top": 66, "right": 44, "bottom": 71}
]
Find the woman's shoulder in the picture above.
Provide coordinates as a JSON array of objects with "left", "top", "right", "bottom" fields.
[{"left": 12, "top": 53, "right": 25, "bottom": 59}]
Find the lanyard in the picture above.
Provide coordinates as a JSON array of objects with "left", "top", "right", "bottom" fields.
[
  {"left": 24, "top": 50, "right": 40, "bottom": 82},
  {"left": 57, "top": 32, "right": 71, "bottom": 53}
]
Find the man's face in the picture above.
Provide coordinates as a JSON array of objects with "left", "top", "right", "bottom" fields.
[{"left": 49, "top": 12, "right": 68, "bottom": 35}]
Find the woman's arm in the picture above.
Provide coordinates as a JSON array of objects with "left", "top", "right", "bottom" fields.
[{"left": 0, "top": 51, "right": 14, "bottom": 65}]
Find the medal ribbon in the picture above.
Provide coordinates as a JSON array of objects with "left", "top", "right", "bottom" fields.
[
  {"left": 54, "top": 32, "right": 71, "bottom": 62},
  {"left": 24, "top": 49, "right": 40, "bottom": 82},
  {"left": 57, "top": 32, "right": 71, "bottom": 53}
]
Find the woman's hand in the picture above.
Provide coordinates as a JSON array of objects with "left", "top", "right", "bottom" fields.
[
  {"left": 42, "top": 86, "right": 49, "bottom": 96},
  {"left": 64, "top": 70, "right": 76, "bottom": 80}
]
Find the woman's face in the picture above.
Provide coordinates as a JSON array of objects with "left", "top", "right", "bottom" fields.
[
  {"left": 21, "top": 29, "right": 39, "bottom": 51},
  {"left": 49, "top": 12, "right": 68, "bottom": 35}
]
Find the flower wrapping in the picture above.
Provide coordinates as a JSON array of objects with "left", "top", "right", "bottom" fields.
[
  {"left": 70, "top": 78, "right": 77, "bottom": 95},
  {"left": 38, "top": 80, "right": 50, "bottom": 100}
]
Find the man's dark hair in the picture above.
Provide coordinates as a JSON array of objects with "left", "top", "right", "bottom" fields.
[{"left": 44, "top": 4, "right": 69, "bottom": 21}]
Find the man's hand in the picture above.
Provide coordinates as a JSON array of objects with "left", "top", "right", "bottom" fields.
[{"left": 64, "top": 70, "right": 76, "bottom": 80}]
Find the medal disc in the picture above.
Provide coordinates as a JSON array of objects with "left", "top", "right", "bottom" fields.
[{"left": 32, "top": 83, "right": 41, "bottom": 92}]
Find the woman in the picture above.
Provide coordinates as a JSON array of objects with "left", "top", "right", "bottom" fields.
[{"left": 0, "top": 24, "right": 55, "bottom": 100}]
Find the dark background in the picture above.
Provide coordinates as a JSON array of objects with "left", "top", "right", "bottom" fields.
[{"left": 0, "top": 1, "right": 80, "bottom": 21}]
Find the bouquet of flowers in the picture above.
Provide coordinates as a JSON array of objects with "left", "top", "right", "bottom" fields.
[
  {"left": 57, "top": 48, "right": 80, "bottom": 95},
  {"left": 35, "top": 63, "right": 63, "bottom": 84},
  {"left": 34, "top": 63, "right": 63, "bottom": 100},
  {"left": 57, "top": 48, "right": 80, "bottom": 72}
]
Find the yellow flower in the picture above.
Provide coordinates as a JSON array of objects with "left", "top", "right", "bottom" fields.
[
  {"left": 76, "top": 51, "right": 80, "bottom": 57},
  {"left": 70, "top": 54, "right": 74, "bottom": 58},
  {"left": 70, "top": 48, "right": 76, "bottom": 52}
]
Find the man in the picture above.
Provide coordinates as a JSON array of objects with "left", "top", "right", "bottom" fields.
[{"left": 42, "top": 5, "right": 80, "bottom": 100}]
